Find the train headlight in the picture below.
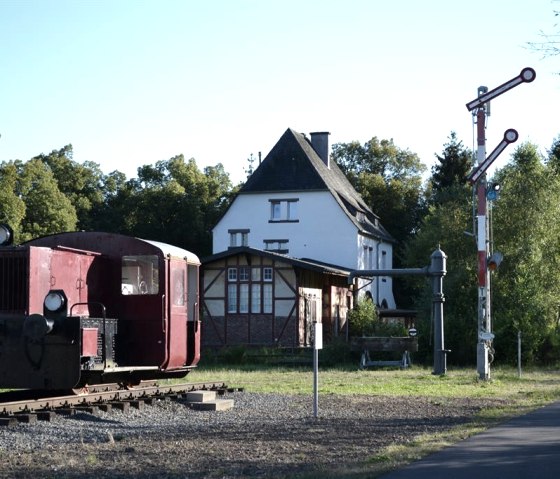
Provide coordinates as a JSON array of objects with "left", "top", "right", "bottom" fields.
[
  {"left": 44, "top": 291, "right": 67, "bottom": 313},
  {"left": 0, "top": 224, "right": 13, "bottom": 246}
]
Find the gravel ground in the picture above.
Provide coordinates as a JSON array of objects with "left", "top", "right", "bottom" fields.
[{"left": 0, "top": 392, "right": 508, "bottom": 479}]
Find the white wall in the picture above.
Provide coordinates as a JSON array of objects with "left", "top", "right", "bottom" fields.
[{"left": 214, "top": 191, "right": 358, "bottom": 269}]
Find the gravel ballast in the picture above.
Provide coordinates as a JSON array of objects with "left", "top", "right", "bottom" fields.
[{"left": 0, "top": 392, "right": 507, "bottom": 478}]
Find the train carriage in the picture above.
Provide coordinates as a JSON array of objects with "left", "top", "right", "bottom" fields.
[{"left": 0, "top": 224, "right": 201, "bottom": 390}]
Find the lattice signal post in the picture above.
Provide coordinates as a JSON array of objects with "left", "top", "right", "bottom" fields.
[{"left": 465, "top": 68, "right": 536, "bottom": 380}]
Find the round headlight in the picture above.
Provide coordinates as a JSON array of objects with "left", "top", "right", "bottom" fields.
[
  {"left": 44, "top": 291, "right": 66, "bottom": 312},
  {"left": 0, "top": 224, "right": 13, "bottom": 246}
]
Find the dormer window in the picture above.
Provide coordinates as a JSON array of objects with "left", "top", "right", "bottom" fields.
[{"left": 269, "top": 199, "right": 299, "bottom": 223}]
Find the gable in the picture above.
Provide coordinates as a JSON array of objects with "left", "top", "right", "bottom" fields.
[
  {"left": 241, "top": 128, "right": 328, "bottom": 192},
  {"left": 239, "top": 128, "right": 394, "bottom": 242}
]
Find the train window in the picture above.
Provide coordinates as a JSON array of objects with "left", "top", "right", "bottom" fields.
[{"left": 121, "top": 255, "right": 159, "bottom": 295}]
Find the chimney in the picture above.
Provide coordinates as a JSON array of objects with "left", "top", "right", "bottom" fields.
[{"left": 310, "top": 131, "right": 330, "bottom": 167}]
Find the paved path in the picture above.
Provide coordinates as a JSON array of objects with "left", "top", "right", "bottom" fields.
[{"left": 380, "top": 401, "right": 560, "bottom": 479}]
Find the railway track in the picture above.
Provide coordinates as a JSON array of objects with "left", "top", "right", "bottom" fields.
[{"left": 0, "top": 380, "right": 234, "bottom": 426}]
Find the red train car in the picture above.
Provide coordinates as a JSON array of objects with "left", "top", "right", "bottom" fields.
[{"left": 0, "top": 224, "right": 201, "bottom": 390}]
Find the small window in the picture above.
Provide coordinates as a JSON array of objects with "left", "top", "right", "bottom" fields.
[
  {"left": 264, "top": 239, "right": 289, "bottom": 253},
  {"left": 239, "top": 267, "right": 249, "bottom": 281},
  {"left": 251, "top": 268, "right": 261, "bottom": 281},
  {"left": 229, "top": 229, "right": 249, "bottom": 247},
  {"left": 269, "top": 199, "right": 299, "bottom": 222},
  {"left": 228, "top": 268, "right": 237, "bottom": 281},
  {"left": 263, "top": 267, "right": 273, "bottom": 282},
  {"left": 122, "top": 255, "right": 159, "bottom": 295}
]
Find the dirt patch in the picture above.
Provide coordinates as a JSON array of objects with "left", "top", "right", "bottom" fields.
[{"left": 0, "top": 393, "right": 509, "bottom": 478}]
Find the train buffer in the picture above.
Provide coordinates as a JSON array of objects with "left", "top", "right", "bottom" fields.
[{"left": 350, "top": 336, "right": 418, "bottom": 369}]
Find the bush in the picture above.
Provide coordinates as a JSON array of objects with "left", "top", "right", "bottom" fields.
[{"left": 348, "top": 298, "right": 378, "bottom": 336}]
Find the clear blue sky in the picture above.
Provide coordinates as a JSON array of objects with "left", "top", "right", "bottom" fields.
[{"left": 1, "top": 0, "right": 558, "bottom": 184}]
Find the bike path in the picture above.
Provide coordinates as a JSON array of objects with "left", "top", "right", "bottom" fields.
[{"left": 380, "top": 400, "right": 560, "bottom": 479}]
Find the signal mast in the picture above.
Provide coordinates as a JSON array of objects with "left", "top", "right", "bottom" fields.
[{"left": 465, "top": 68, "right": 536, "bottom": 380}]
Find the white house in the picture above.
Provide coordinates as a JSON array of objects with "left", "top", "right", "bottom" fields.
[{"left": 212, "top": 128, "right": 396, "bottom": 309}]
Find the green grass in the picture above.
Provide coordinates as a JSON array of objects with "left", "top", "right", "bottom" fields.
[
  {"left": 188, "top": 364, "right": 560, "bottom": 478},
  {"left": 190, "top": 364, "right": 560, "bottom": 404}
]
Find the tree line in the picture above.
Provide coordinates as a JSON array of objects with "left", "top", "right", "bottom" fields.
[{"left": 2, "top": 133, "right": 560, "bottom": 366}]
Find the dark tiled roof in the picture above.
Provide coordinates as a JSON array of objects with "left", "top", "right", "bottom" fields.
[
  {"left": 240, "top": 128, "right": 394, "bottom": 242},
  {"left": 201, "top": 246, "right": 351, "bottom": 277}
]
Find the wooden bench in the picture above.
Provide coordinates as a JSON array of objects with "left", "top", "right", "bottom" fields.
[{"left": 350, "top": 337, "right": 418, "bottom": 369}]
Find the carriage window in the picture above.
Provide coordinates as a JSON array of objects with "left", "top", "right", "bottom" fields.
[{"left": 121, "top": 255, "right": 159, "bottom": 295}]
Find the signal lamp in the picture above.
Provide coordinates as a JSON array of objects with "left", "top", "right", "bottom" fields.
[
  {"left": 44, "top": 290, "right": 67, "bottom": 313},
  {"left": 486, "top": 183, "right": 500, "bottom": 201},
  {"left": 487, "top": 252, "right": 503, "bottom": 271}
]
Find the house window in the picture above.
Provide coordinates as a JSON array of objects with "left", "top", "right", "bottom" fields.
[
  {"left": 263, "top": 284, "right": 273, "bottom": 313},
  {"left": 239, "top": 267, "right": 249, "bottom": 281},
  {"left": 264, "top": 239, "right": 289, "bottom": 254},
  {"left": 229, "top": 229, "right": 249, "bottom": 247},
  {"left": 227, "top": 266, "right": 274, "bottom": 314},
  {"left": 381, "top": 250, "right": 387, "bottom": 282},
  {"left": 269, "top": 199, "right": 299, "bottom": 222},
  {"left": 227, "top": 284, "right": 237, "bottom": 313}
]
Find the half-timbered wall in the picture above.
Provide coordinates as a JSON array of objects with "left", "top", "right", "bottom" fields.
[{"left": 202, "top": 253, "right": 302, "bottom": 347}]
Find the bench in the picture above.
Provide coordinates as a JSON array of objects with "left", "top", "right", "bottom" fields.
[{"left": 350, "top": 337, "right": 418, "bottom": 369}]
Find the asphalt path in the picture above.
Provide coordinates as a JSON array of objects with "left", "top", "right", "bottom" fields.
[{"left": 380, "top": 400, "right": 560, "bottom": 479}]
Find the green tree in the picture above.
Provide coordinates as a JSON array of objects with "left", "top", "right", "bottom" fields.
[
  {"left": 17, "top": 159, "right": 77, "bottom": 240},
  {"left": 430, "top": 132, "right": 473, "bottom": 203},
  {"left": 114, "top": 155, "right": 234, "bottom": 255},
  {"left": 33, "top": 145, "right": 106, "bottom": 231},
  {"left": 331, "top": 137, "right": 427, "bottom": 255},
  {"left": 491, "top": 142, "right": 560, "bottom": 364},
  {"left": 0, "top": 161, "right": 26, "bottom": 241}
]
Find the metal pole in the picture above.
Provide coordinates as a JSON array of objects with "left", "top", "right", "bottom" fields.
[
  {"left": 430, "top": 247, "right": 447, "bottom": 375},
  {"left": 517, "top": 330, "right": 522, "bottom": 378},
  {"left": 475, "top": 105, "right": 491, "bottom": 381},
  {"left": 313, "top": 346, "right": 318, "bottom": 418}
]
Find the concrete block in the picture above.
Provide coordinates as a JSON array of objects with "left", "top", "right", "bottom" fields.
[
  {"left": 190, "top": 399, "right": 234, "bottom": 411},
  {"left": 185, "top": 391, "right": 216, "bottom": 403}
]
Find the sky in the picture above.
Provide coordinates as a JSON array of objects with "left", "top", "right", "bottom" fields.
[{"left": 1, "top": 0, "right": 559, "bottom": 185}]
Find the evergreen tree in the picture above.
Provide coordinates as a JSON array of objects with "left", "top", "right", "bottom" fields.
[{"left": 430, "top": 132, "right": 473, "bottom": 203}]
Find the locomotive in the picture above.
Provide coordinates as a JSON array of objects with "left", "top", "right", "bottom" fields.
[{"left": 0, "top": 224, "right": 201, "bottom": 390}]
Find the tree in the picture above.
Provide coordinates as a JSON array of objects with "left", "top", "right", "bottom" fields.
[
  {"left": 546, "top": 136, "right": 560, "bottom": 173},
  {"left": 0, "top": 161, "right": 26, "bottom": 241},
  {"left": 430, "top": 132, "right": 473, "bottom": 202},
  {"left": 331, "top": 137, "right": 427, "bottom": 254},
  {"left": 491, "top": 142, "right": 560, "bottom": 364},
  {"left": 109, "top": 155, "right": 234, "bottom": 256},
  {"left": 17, "top": 159, "right": 77, "bottom": 240},
  {"left": 33, "top": 145, "right": 106, "bottom": 231}
]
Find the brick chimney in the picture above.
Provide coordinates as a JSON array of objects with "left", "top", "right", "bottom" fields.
[{"left": 310, "top": 131, "right": 330, "bottom": 167}]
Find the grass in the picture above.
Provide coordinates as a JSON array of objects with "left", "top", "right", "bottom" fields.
[
  {"left": 190, "top": 364, "right": 560, "bottom": 403},
  {"left": 187, "top": 364, "right": 560, "bottom": 478}
]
